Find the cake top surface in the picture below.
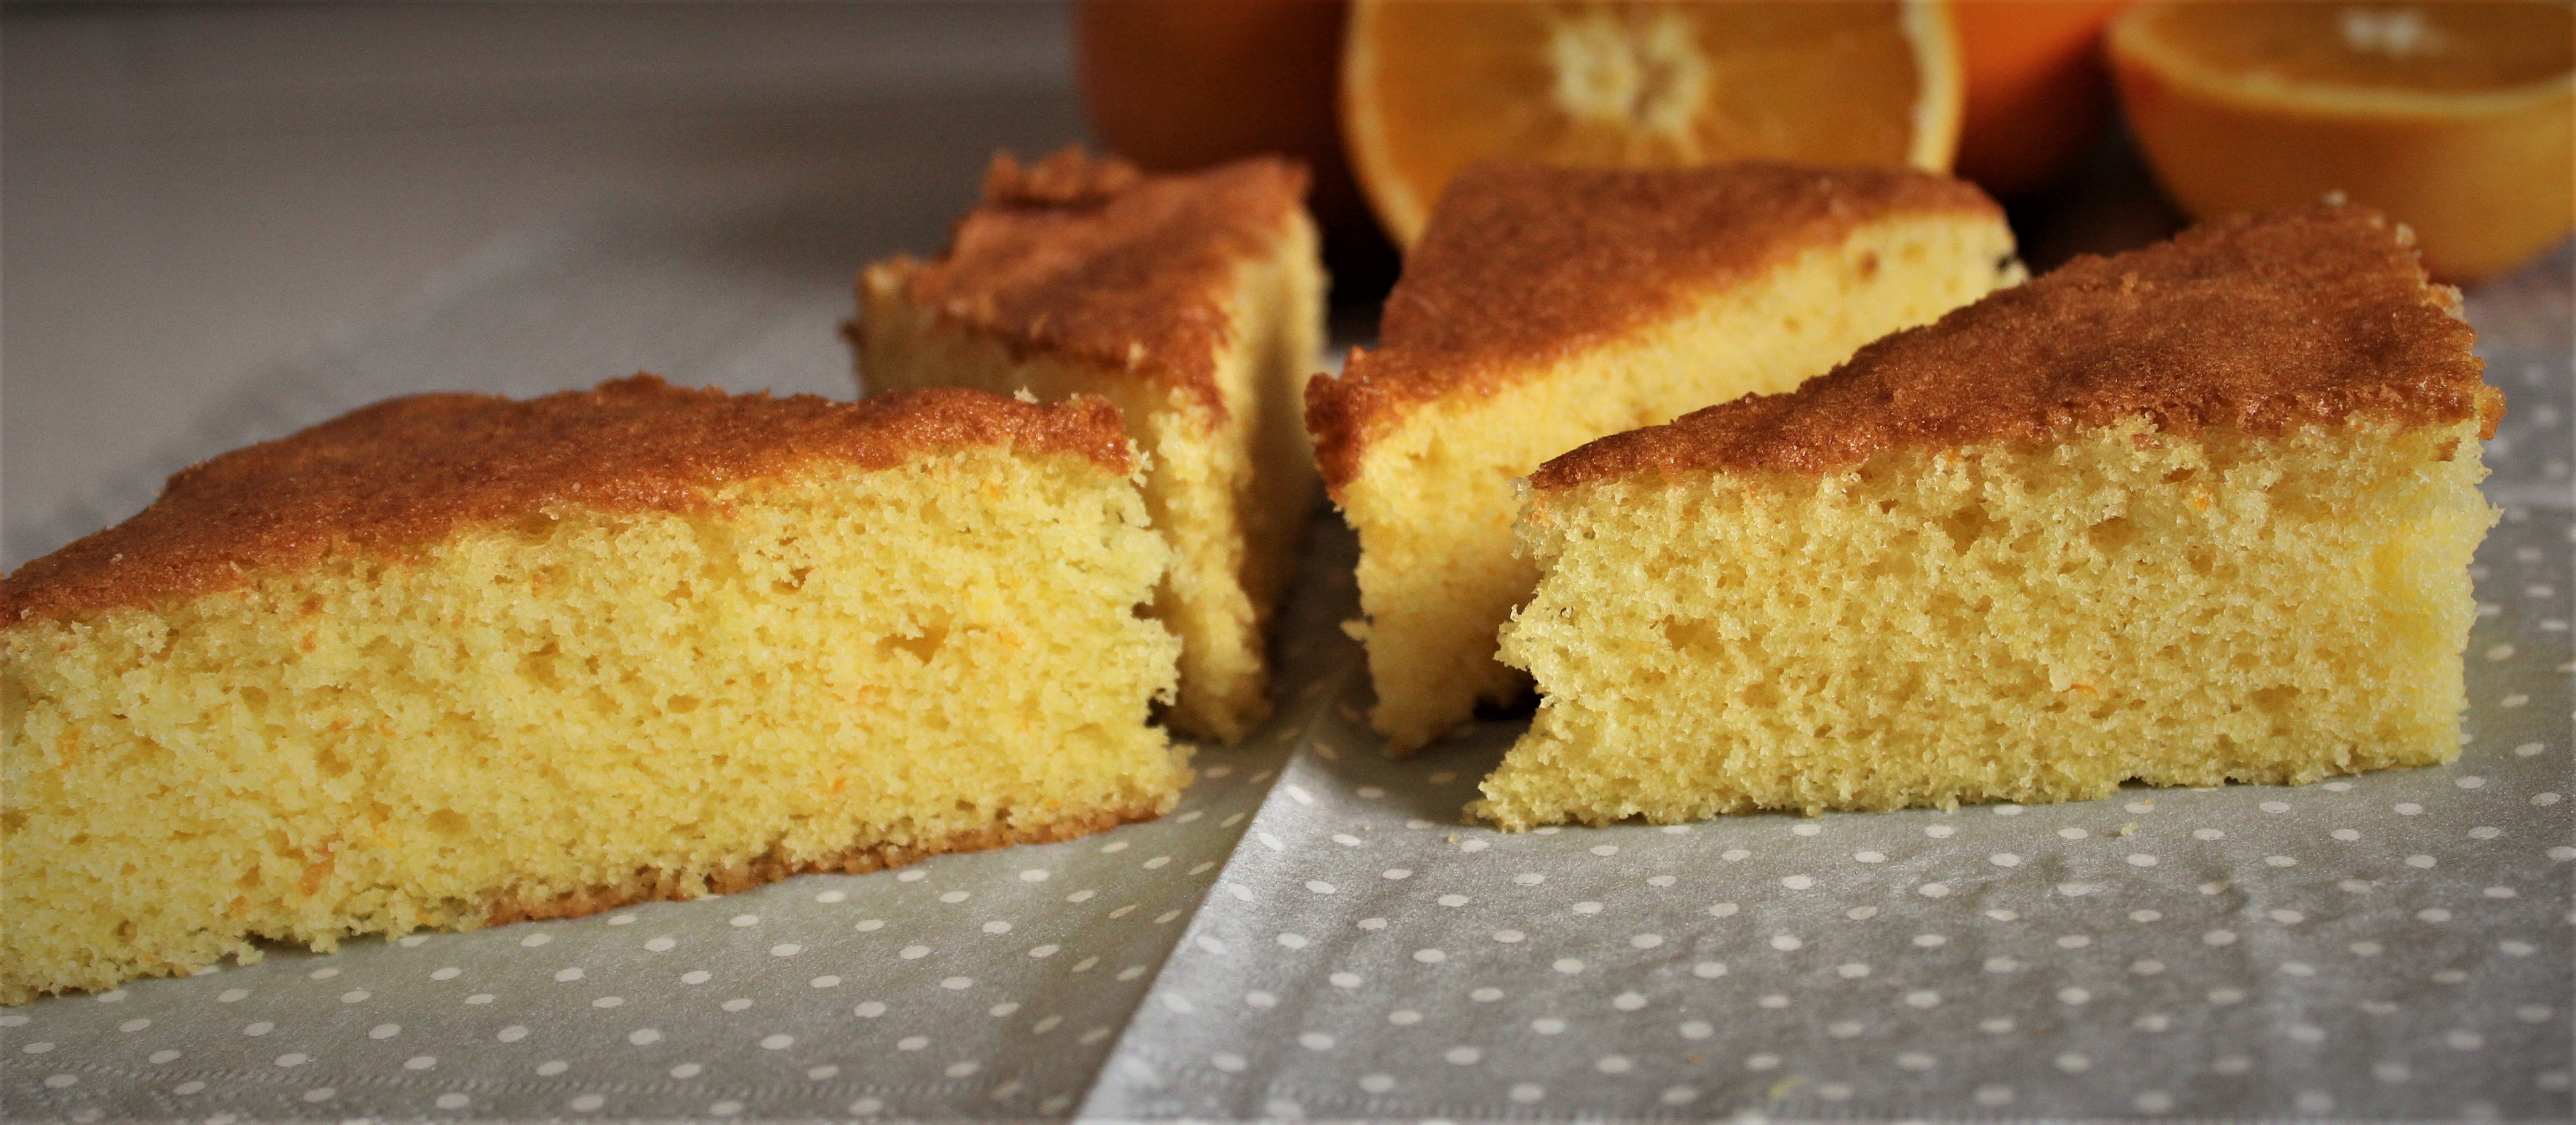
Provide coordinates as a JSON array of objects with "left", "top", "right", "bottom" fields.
[
  {"left": 1532, "top": 203, "right": 2500, "bottom": 491},
  {"left": 874, "top": 147, "right": 1308, "bottom": 415},
  {"left": 1308, "top": 160, "right": 2004, "bottom": 494},
  {"left": 2, "top": 376, "right": 1132, "bottom": 625}
]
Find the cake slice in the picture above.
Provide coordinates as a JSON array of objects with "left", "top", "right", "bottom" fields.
[
  {"left": 855, "top": 148, "right": 1326, "bottom": 743},
  {"left": 1306, "top": 160, "right": 2022, "bottom": 753},
  {"left": 1475, "top": 203, "right": 2503, "bottom": 829},
  {"left": 1, "top": 376, "right": 1185, "bottom": 1003}
]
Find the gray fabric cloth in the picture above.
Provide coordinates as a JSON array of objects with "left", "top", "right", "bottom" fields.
[
  {"left": 1092, "top": 517, "right": 2572, "bottom": 1122},
  {"left": 1080, "top": 249, "right": 2576, "bottom": 1123},
  {"left": 2, "top": 200, "right": 2567, "bottom": 1122}
]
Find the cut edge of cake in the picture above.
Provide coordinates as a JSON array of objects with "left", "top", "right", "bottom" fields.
[
  {"left": 1305, "top": 160, "right": 2021, "bottom": 754},
  {"left": 1474, "top": 202, "right": 2503, "bottom": 830},
  {"left": 853, "top": 147, "right": 1328, "bottom": 744},
  {"left": 1, "top": 377, "right": 1186, "bottom": 1003}
]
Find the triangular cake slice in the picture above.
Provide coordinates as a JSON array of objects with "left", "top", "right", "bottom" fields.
[
  {"left": 857, "top": 149, "right": 1326, "bottom": 743},
  {"left": 1307, "top": 161, "right": 2022, "bottom": 754},
  {"left": 1475, "top": 203, "right": 2503, "bottom": 829},
  {"left": 1, "top": 377, "right": 1186, "bottom": 1001}
]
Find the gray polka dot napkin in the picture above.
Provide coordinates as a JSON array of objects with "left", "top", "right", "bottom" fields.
[{"left": 4, "top": 202, "right": 2567, "bottom": 1122}]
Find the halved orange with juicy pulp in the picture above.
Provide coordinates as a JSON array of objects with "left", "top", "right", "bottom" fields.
[
  {"left": 2111, "top": 1, "right": 2573, "bottom": 283},
  {"left": 1342, "top": 0, "right": 1966, "bottom": 247}
]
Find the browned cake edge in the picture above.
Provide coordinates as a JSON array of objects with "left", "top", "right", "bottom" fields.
[
  {"left": 4, "top": 799, "right": 1176, "bottom": 1003},
  {"left": 1531, "top": 202, "right": 2503, "bottom": 492},
  {"left": 485, "top": 798, "right": 1174, "bottom": 926},
  {"left": 1, "top": 376, "right": 1133, "bottom": 626},
  {"left": 863, "top": 147, "right": 1310, "bottom": 424},
  {"left": 1307, "top": 160, "right": 2006, "bottom": 499}
]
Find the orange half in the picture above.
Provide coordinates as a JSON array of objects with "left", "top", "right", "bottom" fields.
[
  {"left": 2111, "top": 1, "right": 2574, "bottom": 283},
  {"left": 1343, "top": 0, "right": 1965, "bottom": 246}
]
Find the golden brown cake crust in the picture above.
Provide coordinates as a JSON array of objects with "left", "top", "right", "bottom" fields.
[
  {"left": 1308, "top": 160, "right": 2006, "bottom": 497},
  {"left": 1533, "top": 203, "right": 2503, "bottom": 491},
  {"left": 1, "top": 376, "right": 1132, "bottom": 625},
  {"left": 870, "top": 147, "right": 1309, "bottom": 420}
]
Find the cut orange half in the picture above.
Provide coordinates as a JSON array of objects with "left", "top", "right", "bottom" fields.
[
  {"left": 1342, "top": 0, "right": 1965, "bottom": 247},
  {"left": 2111, "top": 1, "right": 2574, "bottom": 283}
]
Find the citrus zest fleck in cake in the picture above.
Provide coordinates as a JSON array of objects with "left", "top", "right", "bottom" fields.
[
  {"left": 1, "top": 376, "right": 1185, "bottom": 1003},
  {"left": 857, "top": 148, "right": 1326, "bottom": 743},
  {"left": 1476, "top": 203, "right": 2502, "bottom": 829},
  {"left": 1306, "top": 160, "right": 2020, "bottom": 753}
]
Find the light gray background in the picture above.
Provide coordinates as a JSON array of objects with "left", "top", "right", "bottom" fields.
[{"left": 3, "top": 2, "right": 1085, "bottom": 568}]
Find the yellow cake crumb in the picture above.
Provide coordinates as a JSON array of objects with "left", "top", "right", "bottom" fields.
[{"left": 2, "top": 383, "right": 1184, "bottom": 1003}]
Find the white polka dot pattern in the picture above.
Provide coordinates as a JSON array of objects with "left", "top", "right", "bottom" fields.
[
  {"left": 1077, "top": 259, "right": 2576, "bottom": 1122},
  {"left": 3, "top": 207, "right": 2569, "bottom": 1123},
  {"left": 1083, "top": 522, "right": 2572, "bottom": 1120}
]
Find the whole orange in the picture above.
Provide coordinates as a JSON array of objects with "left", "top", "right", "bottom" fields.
[
  {"left": 1075, "top": 0, "right": 1374, "bottom": 247},
  {"left": 1954, "top": 0, "right": 2131, "bottom": 196}
]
